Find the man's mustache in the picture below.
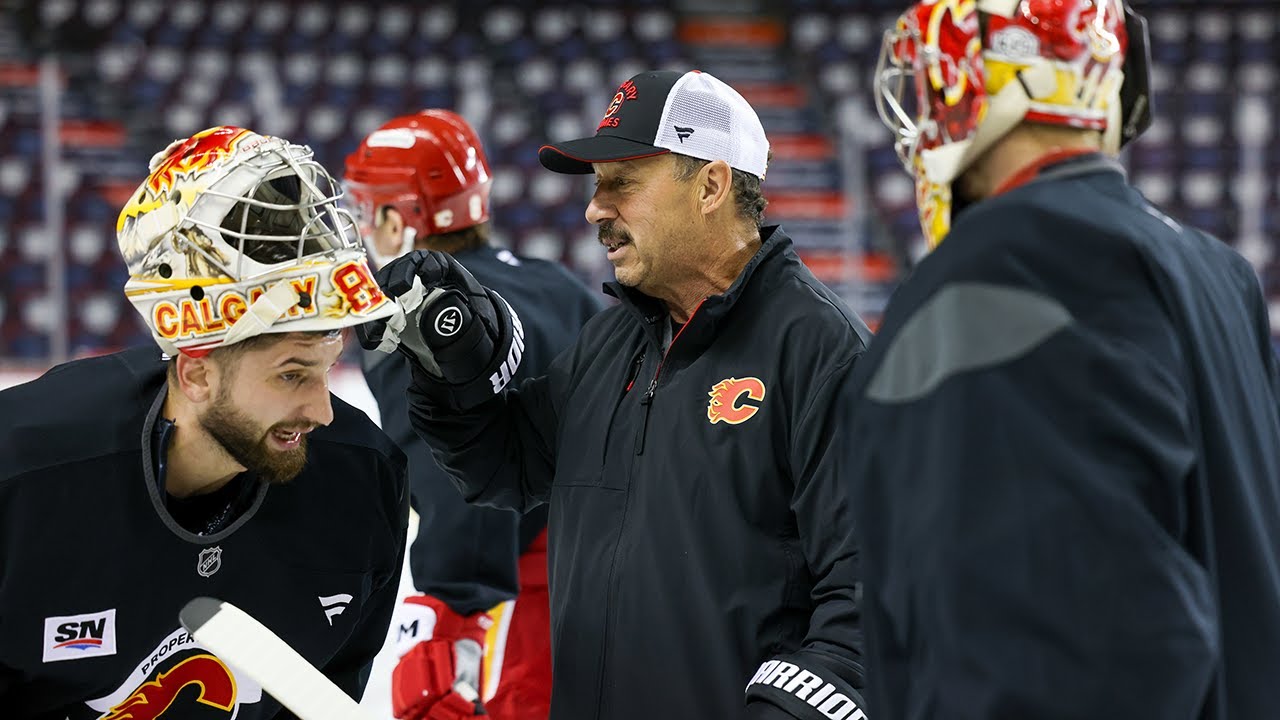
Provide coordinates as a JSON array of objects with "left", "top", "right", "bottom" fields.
[{"left": 599, "top": 222, "right": 632, "bottom": 244}]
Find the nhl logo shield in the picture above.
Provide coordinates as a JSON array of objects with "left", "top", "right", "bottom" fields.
[{"left": 197, "top": 546, "right": 222, "bottom": 578}]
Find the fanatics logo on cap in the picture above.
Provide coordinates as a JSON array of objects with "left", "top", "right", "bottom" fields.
[{"left": 674, "top": 125, "right": 694, "bottom": 142}]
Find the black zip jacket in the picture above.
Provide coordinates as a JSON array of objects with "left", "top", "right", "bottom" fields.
[
  {"left": 0, "top": 347, "right": 409, "bottom": 719},
  {"left": 407, "top": 226, "right": 873, "bottom": 719},
  {"left": 847, "top": 155, "right": 1280, "bottom": 719},
  {"left": 362, "top": 245, "right": 601, "bottom": 614}
]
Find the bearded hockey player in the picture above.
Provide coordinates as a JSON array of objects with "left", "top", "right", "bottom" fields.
[
  {"left": 344, "top": 110, "right": 599, "bottom": 720},
  {"left": 848, "top": 1, "right": 1280, "bottom": 717},
  {"left": 0, "top": 126, "right": 410, "bottom": 719}
]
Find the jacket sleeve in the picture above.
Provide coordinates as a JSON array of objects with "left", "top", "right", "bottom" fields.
[
  {"left": 314, "top": 450, "right": 412, "bottom": 706},
  {"left": 406, "top": 347, "right": 573, "bottom": 513},
  {"left": 858, "top": 281, "right": 1219, "bottom": 718},
  {"left": 746, "top": 351, "right": 870, "bottom": 720}
]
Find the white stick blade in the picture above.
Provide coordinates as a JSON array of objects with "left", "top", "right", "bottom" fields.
[{"left": 180, "top": 596, "right": 376, "bottom": 720}]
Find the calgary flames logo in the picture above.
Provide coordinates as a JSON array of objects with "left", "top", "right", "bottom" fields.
[
  {"left": 103, "top": 654, "right": 236, "bottom": 720},
  {"left": 598, "top": 79, "right": 639, "bottom": 131},
  {"left": 707, "top": 377, "right": 766, "bottom": 425}
]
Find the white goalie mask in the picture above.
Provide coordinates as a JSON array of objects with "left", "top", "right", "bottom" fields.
[{"left": 117, "top": 126, "right": 394, "bottom": 356}]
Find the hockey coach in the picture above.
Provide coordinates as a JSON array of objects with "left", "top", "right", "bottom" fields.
[{"left": 360, "top": 70, "right": 875, "bottom": 719}]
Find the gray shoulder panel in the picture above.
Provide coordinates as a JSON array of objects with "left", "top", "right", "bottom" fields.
[{"left": 867, "top": 283, "right": 1073, "bottom": 404}]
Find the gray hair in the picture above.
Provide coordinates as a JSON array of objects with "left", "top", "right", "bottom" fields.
[{"left": 671, "top": 153, "right": 770, "bottom": 227}]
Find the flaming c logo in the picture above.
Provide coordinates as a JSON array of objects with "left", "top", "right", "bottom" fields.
[
  {"left": 104, "top": 654, "right": 237, "bottom": 720},
  {"left": 707, "top": 377, "right": 766, "bottom": 425}
]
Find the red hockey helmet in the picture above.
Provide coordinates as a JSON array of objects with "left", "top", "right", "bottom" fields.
[
  {"left": 343, "top": 110, "right": 493, "bottom": 262},
  {"left": 875, "top": 0, "right": 1152, "bottom": 247}
]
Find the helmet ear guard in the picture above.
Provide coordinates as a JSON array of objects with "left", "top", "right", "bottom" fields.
[{"left": 1117, "top": 3, "right": 1154, "bottom": 147}]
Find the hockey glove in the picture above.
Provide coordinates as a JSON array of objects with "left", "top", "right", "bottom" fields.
[
  {"left": 357, "top": 250, "right": 525, "bottom": 410},
  {"left": 745, "top": 655, "right": 869, "bottom": 720},
  {"left": 392, "top": 594, "right": 494, "bottom": 720}
]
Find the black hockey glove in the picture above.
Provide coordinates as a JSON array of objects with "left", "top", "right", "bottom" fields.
[
  {"left": 745, "top": 655, "right": 869, "bottom": 720},
  {"left": 357, "top": 250, "right": 524, "bottom": 411}
]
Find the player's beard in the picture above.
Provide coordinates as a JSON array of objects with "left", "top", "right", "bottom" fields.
[{"left": 199, "top": 391, "right": 309, "bottom": 485}]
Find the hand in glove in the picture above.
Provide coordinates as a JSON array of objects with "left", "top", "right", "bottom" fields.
[
  {"left": 357, "top": 250, "right": 525, "bottom": 410},
  {"left": 392, "top": 594, "right": 494, "bottom": 720}
]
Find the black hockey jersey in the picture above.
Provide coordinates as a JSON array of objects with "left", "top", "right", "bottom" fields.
[
  {"left": 846, "top": 154, "right": 1280, "bottom": 719},
  {"left": 362, "top": 244, "right": 601, "bottom": 614},
  {"left": 0, "top": 347, "right": 409, "bottom": 719}
]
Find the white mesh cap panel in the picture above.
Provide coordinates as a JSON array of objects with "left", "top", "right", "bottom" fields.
[{"left": 655, "top": 72, "right": 769, "bottom": 179}]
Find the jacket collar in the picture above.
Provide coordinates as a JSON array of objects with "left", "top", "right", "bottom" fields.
[{"left": 604, "top": 224, "right": 793, "bottom": 354}]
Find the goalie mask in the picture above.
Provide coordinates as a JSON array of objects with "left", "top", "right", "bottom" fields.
[
  {"left": 343, "top": 110, "right": 492, "bottom": 268},
  {"left": 875, "top": 0, "right": 1152, "bottom": 248},
  {"left": 117, "top": 126, "right": 394, "bottom": 356}
]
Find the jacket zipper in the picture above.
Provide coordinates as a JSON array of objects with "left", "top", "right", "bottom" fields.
[
  {"left": 603, "top": 350, "right": 646, "bottom": 468},
  {"left": 635, "top": 301, "right": 704, "bottom": 455}
]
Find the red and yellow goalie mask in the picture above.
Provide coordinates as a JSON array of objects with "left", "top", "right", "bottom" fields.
[{"left": 875, "top": 0, "right": 1145, "bottom": 249}]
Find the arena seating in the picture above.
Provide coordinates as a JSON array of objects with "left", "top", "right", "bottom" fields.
[{"left": 0, "top": 0, "right": 1274, "bottom": 359}]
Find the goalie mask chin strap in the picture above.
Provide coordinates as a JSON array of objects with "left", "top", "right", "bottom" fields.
[
  {"left": 159, "top": 279, "right": 303, "bottom": 356},
  {"left": 222, "top": 279, "right": 303, "bottom": 346}
]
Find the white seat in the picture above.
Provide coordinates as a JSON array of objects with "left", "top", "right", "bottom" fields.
[
  {"left": 328, "top": 53, "right": 366, "bottom": 87},
  {"left": 534, "top": 8, "right": 575, "bottom": 43},
  {"left": 1182, "top": 171, "right": 1223, "bottom": 208},
  {"left": 297, "top": 3, "right": 331, "bottom": 37},
  {"left": 484, "top": 7, "right": 524, "bottom": 43},
  {"left": 338, "top": 5, "right": 372, "bottom": 36},
  {"left": 0, "top": 157, "right": 31, "bottom": 198},
  {"left": 1136, "top": 172, "right": 1172, "bottom": 206},
  {"left": 792, "top": 14, "right": 831, "bottom": 51},
  {"left": 1151, "top": 12, "right": 1189, "bottom": 43},
  {"left": 519, "top": 231, "right": 566, "bottom": 262},
  {"left": 372, "top": 56, "right": 409, "bottom": 87},
  {"left": 257, "top": 1, "right": 289, "bottom": 33},
  {"left": 584, "top": 9, "right": 624, "bottom": 42},
  {"left": 306, "top": 105, "right": 345, "bottom": 142},
  {"left": 419, "top": 6, "right": 457, "bottom": 41},
  {"left": 634, "top": 11, "right": 674, "bottom": 43},
  {"left": 213, "top": 2, "right": 248, "bottom": 32},
  {"left": 1194, "top": 11, "right": 1232, "bottom": 42},
  {"left": 127, "top": 0, "right": 164, "bottom": 30},
  {"left": 83, "top": 293, "right": 122, "bottom": 335},
  {"left": 85, "top": 0, "right": 120, "bottom": 28},
  {"left": 285, "top": 53, "right": 320, "bottom": 86},
  {"left": 169, "top": 0, "right": 206, "bottom": 31},
  {"left": 412, "top": 56, "right": 449, "bottom": 88},
  {"left": 1186, "top": 62, "right": 1224, "bottom": 93},
  {"left": 1182, "top": 115, "right": 1223, "bottom": 146},
  {"left": 377, "top": 6, "right": 414, "bottom": 40}
]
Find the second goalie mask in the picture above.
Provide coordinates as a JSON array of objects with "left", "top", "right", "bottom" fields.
[{"left": 874, "top": 0, "right": 1153, "bottom": 248}]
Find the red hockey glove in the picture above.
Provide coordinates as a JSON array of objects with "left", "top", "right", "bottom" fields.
[{"left": 392, "top": 594, "right": 493, "bottom": 720}]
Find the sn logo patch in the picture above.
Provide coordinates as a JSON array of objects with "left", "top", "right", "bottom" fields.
[{"left": 43, "top": 608, "right": 117, "bottom": 663}]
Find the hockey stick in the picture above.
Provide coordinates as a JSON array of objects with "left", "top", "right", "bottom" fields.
[{"left": 180, "top": 596, "right": 377, "bottom": 720}]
